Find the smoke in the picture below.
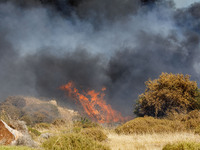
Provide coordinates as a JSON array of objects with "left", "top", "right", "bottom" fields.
[{"left": 0, "top": 0, "right": 200, "bottom": 116}]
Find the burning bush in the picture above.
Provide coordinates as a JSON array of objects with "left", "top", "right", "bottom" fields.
[
  {"left": 115, "top": 117, "right": 185, "bottom": 134},
  {"left": 42, "top": 133, "right": 110, "bottom": 150},
  {"left": 134, "top": 73, "right": 200, "bottom": 117},
  {"left": 60, "top": 82, "right": 126, "bottom": 123}
]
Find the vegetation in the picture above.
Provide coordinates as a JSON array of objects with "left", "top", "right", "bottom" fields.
[
  {"left": 73, "top": 117, "right": 100, "bottom": 128},
  {"left": 35, "top": 123, "right": 51, "bottom": 129},
  {"left": 0, "top": 96, "right": 61, "bottom": 125},
  {"left": 0, "top": 146, "right": 36, "bottom": 150},
  {"left": 134, "top": 73, "right": 200, "bottom": 117},
  {"left": 42, "top": 133, "right": 110, "bottom": 150},
  {"left": 163, "top": 142, "right": 200, "bottom": 150},
  {"left": 115, "top": 116, "right": 185, "bottom": 134},
  {"left": 81, "top": 128, "right": 108, "bottom": 142},
  {"left": 28, "top": 127, "right": 41, "bottom": 137}
]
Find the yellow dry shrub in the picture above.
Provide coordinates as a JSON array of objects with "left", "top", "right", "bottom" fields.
[
  {"left": 167, "top": 110, "right": 200, "bottom": 130},
  {"left": 81, "top": 128, "right": 108, "bottom": 142},
  {"left": 135, "top": 73, "right": 200, "bottom": 117},
  {"left": 115, "top": 117, "right": 185, "bottom": 134},
  {"left": 42, "top": 133, "right": 110, "bottom": 150}
]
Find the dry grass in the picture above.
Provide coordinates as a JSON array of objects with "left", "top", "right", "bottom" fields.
[{"left": 107, "top": 132, "right": 200, "bottom": 150}]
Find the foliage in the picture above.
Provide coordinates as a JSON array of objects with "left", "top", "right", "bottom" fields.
[
  {"left": 42, "top": 133, "right": 110, "bottom": 150},
  {"left": 81, "top": 128, "right": 108, "bottom": 142},
  {"left": 35, "top": 123, "right": 51, "bottom": 129},
  {"left": 167, "top": 110, "right": 200, "bottom": 130},
  {"left": 163, "top": 142, "right": 200, "bottom": 150},
  {"left": 115, "top": 117, "right": 185, "bottom": 134},
  {"left": 52, "top": 119, "right": 66, "bottom": 126},
  {"left": 134, "top": 73, "right": 200, "bottom": 117},
  {"left": 73, "top": 117, "right": 100, "bottom": 128},
  {"left": 28, "top": 127, "right": 41, "bottom": 137}
]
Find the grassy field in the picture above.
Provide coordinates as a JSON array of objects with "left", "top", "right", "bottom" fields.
[
  {"left": 107, "top": 132, "right": 200, "bottom": 150},
  {"left": 0, "top": 146, "right": 36, "bottom": 150},
  {"left": 2, "top": 125, "right": 200, "bottom": 150}
]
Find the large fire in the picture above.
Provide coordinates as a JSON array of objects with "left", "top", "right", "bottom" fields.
[{"left": 60, "top": 81, "right": 127, "bottom": 123}]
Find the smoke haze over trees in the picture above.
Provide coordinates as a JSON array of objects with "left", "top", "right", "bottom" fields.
[{"left": 0, "top": 0, "right": 200, "bottom": 116}]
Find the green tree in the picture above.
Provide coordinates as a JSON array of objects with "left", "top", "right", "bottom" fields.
[{"left": 134, "top": 73, "right": 200, "bottom": 117}]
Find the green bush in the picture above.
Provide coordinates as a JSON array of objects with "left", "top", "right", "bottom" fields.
[
  {"left": 115, "top": 117, "right": 185, "bottom": 134},
  {"left": 163, "top": 142, "right": 200, "bottom": 150},
  {"left": 42, "top": 133, "right": 110, "bottom": 150},
  {"left": 28, "top": 127, "right": 41, "bottom": 137},
  {"left": 81, "top": 128, "right": 108, "bottom": 142},
  {"left": 73, "top": 127, "right": 82, "bottom": 133},
  {"left": 35, "top": 123, "right": 51, "bottom": 129},
  {"left": 74, "top": 117, "right": 99, "bottom": 128}
]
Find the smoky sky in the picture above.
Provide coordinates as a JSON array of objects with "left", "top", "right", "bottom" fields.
[{"left": 0, "top": 0, "right": 200, "bottom": 116}]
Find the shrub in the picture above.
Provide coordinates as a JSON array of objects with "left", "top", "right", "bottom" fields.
[
  {"left": 74, "top": 117, "right": 99, "bottom": 128},
  {"left": 35, "top": 123, "right": 51, "bottom": 129},
  {"left": 115, "top": 117, "right": 185, "bottom": 134},
  {"left": 42, "top": 133, "right": 110, "bottom": 150},
  {"left": 134, "top": 73, "right": 200, "bottom": 117},
  {"left": 73, "top": 127, "right": 82, "bottom": 133},
  {"left": 52, "top": 119, "right": 66, "bottom": 127},
  {"left": 28, "top": 127, "right": 41, "bottom": 137},
  {"left": 163, "top": 142, "right": 200, "bottom": 150},
  {"left": 81, "top": 128, "right": 108, "bottom": 142},
  {"left": 167, "top": 110, "right": 200, "bottom": 130},
  {"left": 195, "top": 126, "right": 200, "bottom": 135}
]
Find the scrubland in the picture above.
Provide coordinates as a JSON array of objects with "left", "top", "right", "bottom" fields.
[{"left": 2, "top": 96, "right": 200, "bottom": 150}]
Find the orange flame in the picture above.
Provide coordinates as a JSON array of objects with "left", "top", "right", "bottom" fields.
[{"left": 60, "top": 81, "right": 127, "bottom": 123}]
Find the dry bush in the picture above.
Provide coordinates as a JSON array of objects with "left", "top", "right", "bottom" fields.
[
  {"left": 42, "top": 133, "right": 110, "bottom": 150},
  {"left": 0, "top": 104, "right": 23, "bottom": 120},
  {"left": 163, "top": 142, "right": 200, "bottom": 150},
  {"left": 167, "top": 110, "right": 200, "bottom": 130},
  {"left": 115, "top": 117, "right": 185, "bottom": 134},
  {"left": 81, "top": 128, "right": 108, "bottom": 142},
  {"left": 52, "top": 119, "right": 66, "bottom": 127},
  {"left": 24, "top": 103, "right": 60, "bottom": 124},
  {"left": 135, "top": 73, "right": 200, "bottom": 117}
]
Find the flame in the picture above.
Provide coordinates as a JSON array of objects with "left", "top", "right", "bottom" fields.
[{"left": 60, "top": 81, "right": 126, "bottom": 123}]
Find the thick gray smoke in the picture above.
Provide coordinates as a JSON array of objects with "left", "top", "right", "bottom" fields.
[{"left": 0, "top": 0, "right": 200, "bottom": 116}]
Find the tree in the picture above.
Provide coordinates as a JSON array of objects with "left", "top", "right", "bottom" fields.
[{"left": 134, "top": 73, "right": 200, "bottom": 117}]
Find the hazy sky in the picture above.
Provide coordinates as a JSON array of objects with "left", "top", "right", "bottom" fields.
[{"left": 174, "top": 0, "right": 200, "bottom": 8}]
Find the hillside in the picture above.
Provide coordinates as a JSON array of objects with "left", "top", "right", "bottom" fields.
[{"left": 0, "top": 96, "right": 78, "bottom": 125}]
